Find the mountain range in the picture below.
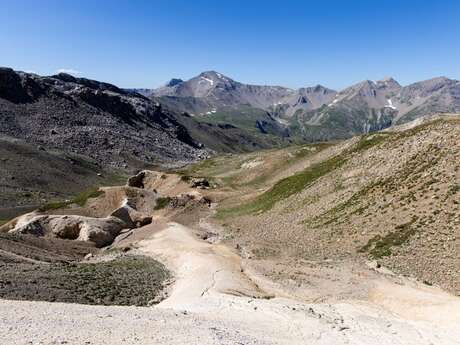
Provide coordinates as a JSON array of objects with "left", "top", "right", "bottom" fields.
[
  {"left": 139, "top": 71, "right": 460, "bottom": 141},
  {"left": 2, "top": 66, "right": 460, "bottom": 171}
]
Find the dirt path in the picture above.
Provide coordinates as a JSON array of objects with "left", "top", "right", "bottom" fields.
[
  {"left": 137, "top": 222, "right": 269, "bottom": 309},
  {"left": 135, "top": 221, "right": 460, "bottom": 344},
  {"left": 1, "top": 220, "right": 460, "bottom": 344}
]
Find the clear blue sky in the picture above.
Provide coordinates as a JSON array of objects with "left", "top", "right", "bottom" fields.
[{"left": 1, "top": 0, "right": 459, "bottom": 90}]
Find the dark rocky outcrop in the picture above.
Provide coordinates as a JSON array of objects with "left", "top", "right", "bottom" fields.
[
  {"left": 189, "top": 177, "right": 210, "bottom": 189},
  {"left": 127, "top": 171, "right": 146, "bottom": 189},
  {"left": 0, "top": 68, "right": 42, "bottom": 103}
]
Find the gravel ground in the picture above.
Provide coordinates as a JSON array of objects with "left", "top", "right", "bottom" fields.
[{"left": 1, "top": 293, "right": 459, "bottom": 345}]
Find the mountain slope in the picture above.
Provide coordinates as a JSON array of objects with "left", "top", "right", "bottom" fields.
[
  {"left": 288, "top": 78, "right": 400, "bottom": 140},
  {"left": 146, "top": 71, "right": 337, "bottom": 142},
  {"left": 153, "top": 71, "right": 297, "bottom": 110},
  {"left": 0, "top": 68, "right": 293, "bottom": 163},
  {"left": 0, "top": 136, "right": 127, "bottom": 219},
  {"left": 269, "top": 85, "right": 337, "bottom": 118},
  {"left": 183, "top": 116, "right": 460, "bottom": 295},
  {"left": 0, "top": 67, "right": 207, "bottom": 169},
  {"left": 393, "top": 77, "right": 460, "bottom": 123}
]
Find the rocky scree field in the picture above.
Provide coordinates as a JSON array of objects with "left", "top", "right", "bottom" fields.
[{"left": 0, "top": 68, "right": 208, "bottom": 168}]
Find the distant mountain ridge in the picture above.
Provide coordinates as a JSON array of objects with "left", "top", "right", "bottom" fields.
[
  {"left": 148, "top": 71, "right": 336, "bottom": 117},
  {"left": 140, "top": 71, "right": 460, "bottom": 140}
]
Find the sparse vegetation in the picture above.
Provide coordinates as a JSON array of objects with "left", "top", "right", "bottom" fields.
[
  {"left": 353, "top": 133, "right": 391, "bottom": 152},
  {"left": 72, "top": 187, "right": 105, "bottom": 206},
  {"left": 37, "top": 201, "right": 70, "bottom": 212},
  {"left": 252, "top": 246, "right": 279, "bottom": 258},
  {"left": 447, "top": 184, "right": 460, "bottom": 197},
  {"left": 359, "top": 218, "right": 418, "bottom": 259},
  {"left": 0, "top": 255, "right": 169, "bottom": 306},
  {"left": 38, "top": 187, "right": 105, "bottom": 212},
  {"left": 219, "top": 153, "right": 347, "bottom": 216},
  {"left": 180, "top": 175, "right": 192, "bottom": 183},
  {"left": 154, "top": 197, "right": 172, "bottom": 210},
  {"left": 308, "top": 183, "right": 375, "bottom": 227},
  {"left": 219, "top": 133, "right": 390, "bottom": 217},
  {"left": 209, "top": 118, "right": 460, "bottom": 294}
]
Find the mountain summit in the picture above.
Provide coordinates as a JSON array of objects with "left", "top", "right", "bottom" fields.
[{"left": 165, "top": 78, "right": 184, "bottom": 87}]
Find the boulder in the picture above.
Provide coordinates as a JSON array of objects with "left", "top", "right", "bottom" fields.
[
  {"left": 190, "top": 177, "right": 210, "bottom": 189},
  {"left": 9, "top": 214, "right": 126, "bottom": 247},
  {"left": 127, "top": 171, "right": 146, "bottom": 188},
  {"left": 110, "top": 204, "right": 152, "bottom": 228},
  {"left": 170, "top": 193, "right": 212, "bottom": 208},
  {"left": 77, "top": 217, "right": 126, "bottom": 247},
  {"left": 126, "top": 170, "right": 161, "bottom": 191},
  {"left": 170, "top": 194, "right": 195, "bottom": 208}
]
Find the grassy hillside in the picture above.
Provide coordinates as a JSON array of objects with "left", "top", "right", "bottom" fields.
[{"left": 189, "top": 105, "right": 294, "bottom": 148}]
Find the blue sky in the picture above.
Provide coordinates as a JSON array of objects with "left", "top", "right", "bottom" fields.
[{"left": 1, "top": 0, "right": 459, "bottom": 89}]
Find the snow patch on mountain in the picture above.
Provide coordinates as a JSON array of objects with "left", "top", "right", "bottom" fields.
[
  {"left": 200, "top": 77, "right": 214, "bottom": 86},
  {"left": 385, "top": 99, "right": 397, "bottom": 110}
]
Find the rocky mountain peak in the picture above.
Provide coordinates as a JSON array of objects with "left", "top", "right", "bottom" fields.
[
  {"left": 401, "top": 76, "right": 458, "bottom": 98},
  {"left": 340, "top": 80, "right": 378, "bottom": 97},
  {"left": 0, "top": 68, "right": 209, "bottom": 169},
  {"left": 197, "top": 71, "right": 233, "bottom": 85},
  {"left": 0, "top": 67, "right": 46, "bottom": 103},
  {"left": 417, "top": 76, "right": 456, "bottom": 89},
  {"left": 0, "top": 67, "right": 17, "bottom": 78},
  {"left": 300, "top": 84, "right": 336, "bottom": 95},
  {"left": 342, "top": 78, "right": 400, "bottom": 96},
  {"left": 376, "top": 77, "right": 401, "bottom": 89},
  {"left": 165, "top": 78, "right": 184, "bottom": 87},
  {"left": 313, "top": 84, "right": 327, "bottom": 92},
  {"left": 52, "top": 72, "right": 78, "bottom": 83}
]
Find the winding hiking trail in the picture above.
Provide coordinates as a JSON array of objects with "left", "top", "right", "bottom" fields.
[{"left": 1, "top": 219, "right": 460, "bottom": 344}]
